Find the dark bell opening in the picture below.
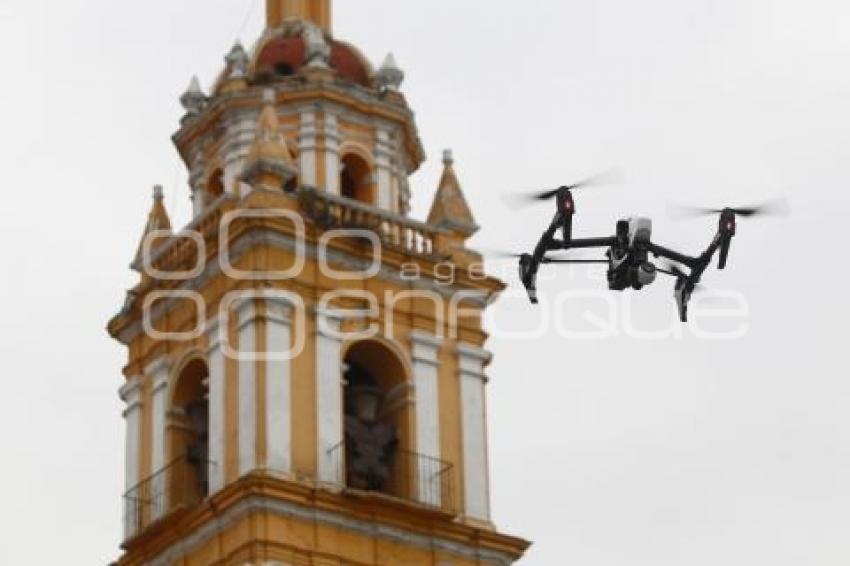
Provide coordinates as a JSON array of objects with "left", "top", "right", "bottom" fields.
[{"left": 274, "top": 63, "right": 294, "bottom": 77}]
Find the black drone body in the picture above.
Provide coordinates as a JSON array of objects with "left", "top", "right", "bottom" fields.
[{"left": 516, "top": 184, "right": 763, "bottom": 322}]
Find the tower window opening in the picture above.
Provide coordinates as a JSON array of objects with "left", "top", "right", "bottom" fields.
[
  {"left": 168, "top": 359, "right": 211, "bottom": 507},
  {"left": 341, "top": 340, "right": 412, "bottom": 499},
  {"left": 340, "top": 154, "right": 374, "bottom": 204}
]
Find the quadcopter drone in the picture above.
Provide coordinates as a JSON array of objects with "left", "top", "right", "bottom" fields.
[{"left": 507, "top": 174, "right": 785, "bottom": 322}]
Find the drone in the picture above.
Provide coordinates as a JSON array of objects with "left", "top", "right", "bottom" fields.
[{"left": 504, "top": 173, "right": 786, "bottom": 322}]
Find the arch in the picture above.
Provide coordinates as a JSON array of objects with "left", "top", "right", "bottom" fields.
[
  {"left": 340, "top": 152, "right": 374, "bottom": 204},
  {"left": 167, "top": 356, "right": 210, "bottom": 505},
  {"left": 341, "top": 337, "right": 415, "bottom": 497}
]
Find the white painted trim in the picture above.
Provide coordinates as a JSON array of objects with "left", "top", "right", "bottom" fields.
[
  {"left": 146, "top": 356, "right": 170, "bottom": 520},
  {"left": 316, "top": 309, "right": 345, "bottom": 484},
  {"left": 410, "top": 331, "right": 443, "bottom": 505},
  {"left": 323, "top": 112, "right": 340, "bottom": 195},
  {"left": 299, "top": 110, "right": 318, "bottom": 186},
  {"left": 265, "top": 298, "right": 292, "bottom": 475},
  {"left": 236, "top": 300, "right": 257, "bottom": 476},
  {"left": 121, "top": 376, "right": 144, "bottom": 540},
  {"left": 457, "top": 343, "right": 491, "bottom": 522},
  {"left": 205, "top": 316, "right": 226, "bottom": 493},
  {"left": 120, "top": 374, "right": 144, "bottom": 540},
  {"left": 375, "top": 128, "right": 394, "bottom": 211}
]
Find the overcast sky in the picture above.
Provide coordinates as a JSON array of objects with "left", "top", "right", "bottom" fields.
[{"left": 1, "top": 0, "right": 850, "bottom": 564}]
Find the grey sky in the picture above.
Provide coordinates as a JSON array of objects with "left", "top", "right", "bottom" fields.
[{"left": 1, "top": 0, "right": 849, "bottom": 563}]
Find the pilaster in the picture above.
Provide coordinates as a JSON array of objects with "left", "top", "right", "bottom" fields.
[
  {"left": 410, "top": 331, "right": 443, "bottom": 506},
  {"left": 206, "top": 315, "right": 226, "bottom": 493},
  {"left": 456, "top": 343, "right": 492, "bottom": 523},
  {"left": 315, "top": 308, "right": 345, "bottom": 484}
]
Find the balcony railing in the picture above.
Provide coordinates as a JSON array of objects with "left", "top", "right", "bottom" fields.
[
  {"left": 123, "top": 456, "right": 214, "bottom": 541},
  {"left": 326, "top": 442, "right": 455, "bottom": 514},
  {"left": 298, "top": 187, "right": 447, "bottom": 258}
]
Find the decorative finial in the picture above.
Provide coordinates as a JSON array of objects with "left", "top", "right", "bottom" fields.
[
  {"left": 303, "top": 22, "right": 331, "bottom": 69},
  {"left": 428, "top": 148, "right": 479, "bottom": 238},
  {"left": 376, "top": 53, "right": 404, "bottom": 92},
  {"left": 225, "top": 41, "right": 249, "bottom": 78},
  {"left": 239, "top": 104, "right": 298, "bottom": 189},
  {"left": 153, "top": 185, "right": 164, "bottom": 201},
  {"left": 180, "top": 76, "right": 206, "bottom": 116}
]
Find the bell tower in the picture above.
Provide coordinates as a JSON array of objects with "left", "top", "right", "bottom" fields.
[{"left": 108, "top": 1, "right": 529, "bottom": 564}]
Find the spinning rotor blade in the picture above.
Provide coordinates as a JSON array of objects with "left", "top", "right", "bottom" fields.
[
  {"left": 543, "top": 258, "right": 609, "bottom": 265},
  {"left": 729, "top": 198, "right": 791, "bottom": 217},
  {"left": 483, "top": 249, "right": 607, "bottom": 264},
  {"left": 484, "top": 249, "right": 525, "bottom": 259},
  {"left": 506, "top": 168, "right": 625, "bottom": 205},
  {"left": 670, "top": 198, "right": 790, "bottom": 219}
]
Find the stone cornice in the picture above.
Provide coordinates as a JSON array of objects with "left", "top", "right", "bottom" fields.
[{"left": 119, "top": 474, "right": 529, "bottom": 566}]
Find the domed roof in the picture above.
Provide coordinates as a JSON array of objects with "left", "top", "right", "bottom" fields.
[
  {"left": 252, "top": 33, "right": 373, "bottom": 87},
  {"left": 255, "top": 35, "right": 306, "bottom": 77}
]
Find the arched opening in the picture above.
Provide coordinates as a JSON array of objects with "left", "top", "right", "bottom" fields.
[
  {"left": 340, "top": 153, "right": 374, "bottom": 204},
  {"left": 206, "top": 169, "right": 224, "bottom": 204},
  {"left": 342, "top": 340, "right": 413, "bottom": 498},
  {"left": 168, "top": 358, "right": 210, "bottom": 507}
]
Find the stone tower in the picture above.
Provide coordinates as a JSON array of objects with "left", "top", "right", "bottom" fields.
[{"left": 108, "top": 2, "right": 529, "bottom": 564}]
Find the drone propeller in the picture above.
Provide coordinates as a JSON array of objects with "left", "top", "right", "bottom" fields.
[
  {"left": 484, "top": 249, "right": 608, "bottom": 264},
  {"left": 507, "top": 168, "right": 625, "bottom": 204},
  {"left": 670, "top": 198, "right": 790, "bottom": 220}
]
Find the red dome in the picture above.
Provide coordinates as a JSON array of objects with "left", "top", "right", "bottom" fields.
[
  {"left": 256, "top": 36, "right": 306, "bottom": 77},
  {"left": 254, "top": 36, "right": 372, "bottom": 88},
  {"left": 329, "top": 42, "right": 371, "bottom": 87}
]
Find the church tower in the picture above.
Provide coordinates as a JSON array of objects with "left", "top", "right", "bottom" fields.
[{"left": 108, "top": 2, "right": 530, "bottom": 564}]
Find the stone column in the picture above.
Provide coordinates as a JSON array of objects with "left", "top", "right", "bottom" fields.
[
  {"left": 265, "top": 297, "right": 293, "bottom": 476},
  {"left": 315, "top": 309, "right": 345, "bottom": 484},
  {"left": 120, "top": 376, "right": 143, "bottom": 539},
  {"left": 410, "top": 331, "right": 443, "bottom": 506},
  {"left": 147, "top": 356, "right": 170, "bottom": 520},
  {"left": 457, "top": 343, "right": 492, "bottom": 522},
  {"left": 206, "top": 316, "right": 226, "bottom": 493}
]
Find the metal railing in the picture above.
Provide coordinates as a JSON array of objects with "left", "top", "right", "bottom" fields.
[
  {"left": 326, "top": 442, "right": 455, "bottom": 514},
  {"left": 298, "top": 187, "right": 446, "bottom": 257},
  {"left": 123, "top": 455, "right": 214, "bottom": 541}
]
